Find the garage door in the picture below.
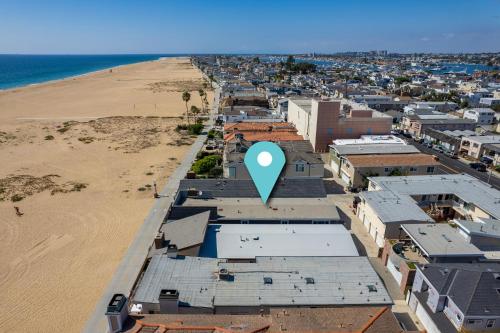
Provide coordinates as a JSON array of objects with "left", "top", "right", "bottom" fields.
[
  {"left": 331, "top": 160, "right": 339, "bottom": 174},
  {"left": 340, "top": 170, "right": 350, "bottom": 185},
  {"left": 369, "top": 227, "right": 384, "bottom": 248}
]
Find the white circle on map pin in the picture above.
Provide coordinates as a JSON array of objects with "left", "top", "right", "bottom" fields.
[{"left": 257, "top": 151, "right": 273, "bottom": 167}]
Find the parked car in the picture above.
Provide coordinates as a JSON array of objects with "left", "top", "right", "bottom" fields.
[
  {"left": 432, "top": 146, "right": 444, "bottom": 153},
  {"left": 469, "top": 162, "right": 487, "bottom": 172},
  {"left": 445, "top": 151, "right": 458, "bottom": 159},
  {"left": 480, "top": 156, "right": 493, "bottom": 165}
]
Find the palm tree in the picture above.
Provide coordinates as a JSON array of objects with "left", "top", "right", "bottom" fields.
[
  {"left": 198, "top": 89, "right": 206, "bottom": 113},
  {"left": 182, "top": 91, "right": 191, "bottom": 124},
  {"left": 190, "top": 105, "right": 201, "bottom": 122}
]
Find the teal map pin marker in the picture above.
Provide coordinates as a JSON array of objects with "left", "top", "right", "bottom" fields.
[{"left": 244, "top": 141, "right": 286, "bottom": 204}]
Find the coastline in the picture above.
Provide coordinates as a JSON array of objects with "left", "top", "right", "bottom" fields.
[
  {"left": 0, "top": 56, "right": 174, "bottom": 92},
  {"left": 0, "top": 57, "right": 211, "bottom": 333}
]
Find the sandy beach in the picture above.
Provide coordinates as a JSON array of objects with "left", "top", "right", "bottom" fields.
[{"left": 0, "top": 58, "right": 211, "bottom": 332}]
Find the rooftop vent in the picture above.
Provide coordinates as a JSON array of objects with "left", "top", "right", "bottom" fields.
[
  {"left": 218, "top": 268, "right": 234, "bottom": 281},
  {"left": 305, "top": 277, "right": 315, "bottom": 284},
  {"left": 159, "top": 289, "right": 179, "bottom": 299},
  {"left": 263, "top": 277, "right": 273, "bottom": 285}
]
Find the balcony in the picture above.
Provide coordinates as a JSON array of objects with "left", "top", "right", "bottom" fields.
[{"left": 390, "top": 241, "right": 427, "bottom": 268}]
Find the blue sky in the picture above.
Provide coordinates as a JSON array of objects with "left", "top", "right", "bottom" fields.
[{"left": 1, "top": 0, "right": 499, "bottom": 54}]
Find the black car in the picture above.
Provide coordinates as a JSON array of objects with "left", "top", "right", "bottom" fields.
[{"left": 469, "top": 162, "right": 487, "bottom": 172}]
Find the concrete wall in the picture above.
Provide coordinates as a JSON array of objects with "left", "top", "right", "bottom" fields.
[{"left": 287, "top": 100, "right": 311, "bottom": 140}]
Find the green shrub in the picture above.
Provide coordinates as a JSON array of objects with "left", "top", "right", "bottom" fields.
[
  {"left": 192, "top": 155, "right": 221, "bottom": 174},
  {"left": 188, "top": 123, "right": 203, "bottom": 135},
  {"left": 208, "top": 166, "right": 223, "bottom": 177},
  {"left": 196, "top": 151, "right": 215, "bottom": 159}
]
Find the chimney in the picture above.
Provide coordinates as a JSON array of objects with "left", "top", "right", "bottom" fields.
[
  {"left": 105, "top": 294, "right": 128, "bottom": 333},
  {"left": 158, "top": 289, "right": 179, "bottom": 314},
  {"left": 167, "top": 244, "right": 178, "bottom": 258},
  {"left": 154, "top": 232, "right": 165, "bottom": 249}
]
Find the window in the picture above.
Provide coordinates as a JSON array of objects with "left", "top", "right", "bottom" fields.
[
  {"left": 229, "top": 167, "right": 236, "bottom": 178},
  {"left": 296, "top": 163, "right": 305, "bottom": 172},
  {"left": 347, "top": 128, "right": 353, "bottom": 134},
  {"left": 367, "top": 128, "right": 373, "bottom": 134},
  {"left": 327, "top": 128, "right": 333, "bottom": 135},
  {"left": 410, "top": 167, "right": 417, "bottom": 172},
  {"left": 384, "top": 167, "right": 390, "bottom": 172},
  {"left": 486, "top": 319, "right": 495, "bottom": 328},
  {"left": 427, "top": 166, "right": 435, "bottom": 173}
]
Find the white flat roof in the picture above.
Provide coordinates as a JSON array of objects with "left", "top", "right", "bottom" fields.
[
  {"left": 332, "top": 135, "right": 405, "bottom": 146},
  {"left": 214, "top": 224, "right": 358, "bottom": 259}
]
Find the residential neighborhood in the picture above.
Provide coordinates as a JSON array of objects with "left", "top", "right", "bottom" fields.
[{"left": 90, "top": 53, "right": 500, "bottom": 333}]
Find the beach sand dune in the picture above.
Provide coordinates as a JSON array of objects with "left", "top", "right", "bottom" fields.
[{"left": 0, "top": 58, "right": 211, "bottom": 332}]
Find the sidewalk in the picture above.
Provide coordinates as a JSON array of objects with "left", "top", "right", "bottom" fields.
[{"left": 83, "top": 85, "right": 220, "bottom": 333}]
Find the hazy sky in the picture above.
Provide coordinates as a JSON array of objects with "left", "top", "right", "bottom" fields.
[{"left": 1, "top": 0, "right": 499, "bottom": 54}]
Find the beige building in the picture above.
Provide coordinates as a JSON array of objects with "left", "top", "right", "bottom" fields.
[
  {"left": 287, "top": 98, "right": 392, "bottom": 152},
  {"left": 356, "top": 174, "right": 500, "bottom": 248},
  {"left": 340, "top": 153, "right": 440, "bottom": 189},
  {"left": 460, "top": 135, "right": 500, "bottom": 160}
]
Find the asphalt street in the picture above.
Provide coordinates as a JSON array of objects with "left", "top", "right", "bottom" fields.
[{"left": 404, "top": 138, "right": 500, "bottom": 190}]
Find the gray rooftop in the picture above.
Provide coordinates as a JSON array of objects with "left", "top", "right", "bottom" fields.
[
  {"left": 181, "top": 197, "right": 340, "bottom": 221},
  {"left": 330, "top": 144, "right": 420, "bottom": 156},
  {"left": 466, "top": 135, "right": 500, "bottom": 145},
  {"left": 417, "top": 118, "right": 476, "bottom": 125},
  {"left": 362, "top": 174, "right": 500, "bottom": 223},
  {"left": 160, "top": 211, "right": 210, "bottom": 250},
  {"left": 213, "top": 224, "right": 358, "bottom": 259},
  {"left": 133, "top": 256, "right": 393, "bottom": 308},
  {"left": 401, "top": 224, "right": 484, "bottom": 258},
  {"left": 178, "top": 179, "right": 327, "bottom": 198},
  {"left": 418, "top": 263, "right": 500, "bottom": 316},
  {"left": 454, "top": 218, "right": 500, "bottom": 239}
]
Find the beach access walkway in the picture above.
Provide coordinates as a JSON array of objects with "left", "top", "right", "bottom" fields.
[{"left": 83, "top": 84, "right": 220, "bottom": 333}]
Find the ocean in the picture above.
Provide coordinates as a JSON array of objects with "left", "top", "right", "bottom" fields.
[{"left": 0, "top": 54, "right": 181, "bottom": 90}]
